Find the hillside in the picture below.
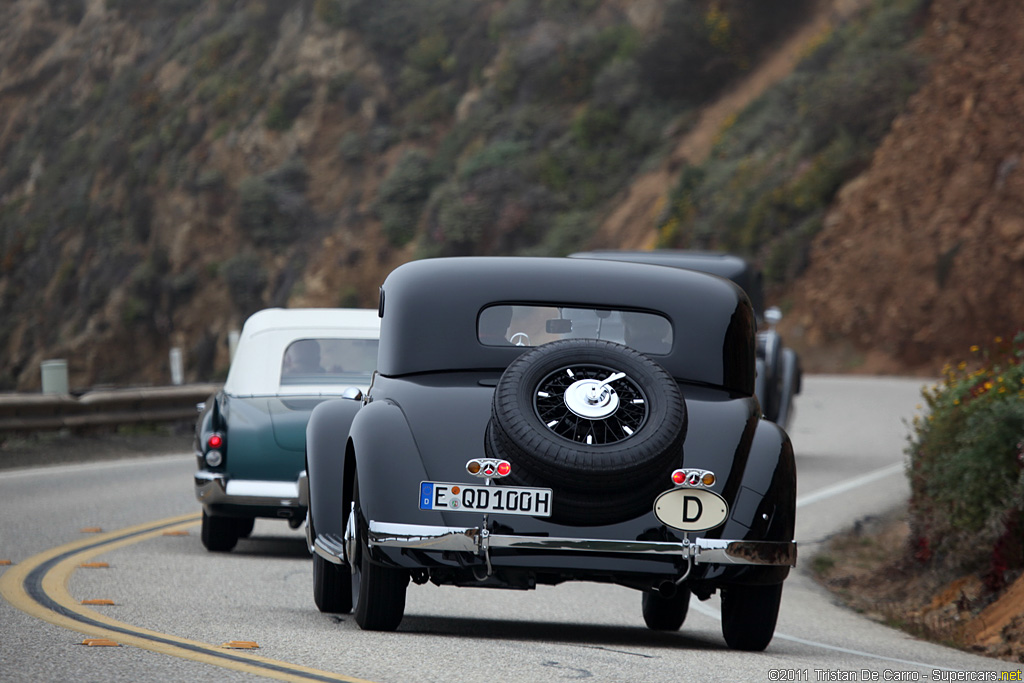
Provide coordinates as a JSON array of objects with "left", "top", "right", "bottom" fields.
[
  {"left": 0, "top": 0, "right": 1020, "bottom": 391},
  {"left": 0, "top": 0, "right": 813, "bottom": 390}
]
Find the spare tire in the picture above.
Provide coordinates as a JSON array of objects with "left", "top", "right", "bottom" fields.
[{"left": 486, "top": 339, "right": 686, "bottom": 525}]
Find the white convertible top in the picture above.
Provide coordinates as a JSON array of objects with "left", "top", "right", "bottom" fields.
[{"left": 224, "top": 308, "right": 380, "bottom": 397}]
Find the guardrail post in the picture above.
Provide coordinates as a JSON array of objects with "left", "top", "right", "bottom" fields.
[
  {"left": 170, "top": 348, "right": 184, "bottom": 386},
  {"left": 40, "top": 360, "right": 69, "bottom": 394}
]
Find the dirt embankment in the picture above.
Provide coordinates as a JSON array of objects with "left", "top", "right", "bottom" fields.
[
  {"left": 816, "top": 510, "right": 1024, "bottom": 663},
  {"left": 786, "top": 0, "right": 1024, "bottom": 373}
]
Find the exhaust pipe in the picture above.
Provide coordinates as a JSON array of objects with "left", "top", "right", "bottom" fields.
[{"left": 656, "top": 581, "right": 678, "bottom": 599}]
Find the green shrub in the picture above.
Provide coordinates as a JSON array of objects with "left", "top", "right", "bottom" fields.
[
  {"left": 337, "top": 286, "right": 360, "bottom": 308},
  {"left": 375, "top": 149, "right": 438, "bottom": 246},
  {"left": 195, "top": 27, "right": 245, "bottom": 77},
  {"left": 571, "top": 105, "right": 621, "bottom": 148},
  {"left": 313, "top": 0, "right": 345, "bottom": 27},
  {"left": 406, "top": 31, "right": 451, "bottom": 74},
  {"left": 907, "top": 332, "right": 1024, "bottom": 582},
  {"left": 265, "top": 73, "right": 315, "bottom": 131},
  {"left": 237, "top": 159, "right": 310, "bottom": 246},
  {"left": 221, "top": 251, "right": 267, "bottom": 315},
  {"left": 49, "top": 0, "right": 85, "bottom": 24},
  {"left": 338, "top": 132, "right": 365, "bottom": 164},
  {"left": 458, "top": 140, "right": 528, "bottom": 179},
  {"left": 527, "top": 209, "right": 592, "bottom": 256}
]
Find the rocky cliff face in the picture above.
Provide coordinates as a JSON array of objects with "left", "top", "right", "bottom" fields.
[{"left": 786, "top": 0, "right": 1024, "bottom": 372}]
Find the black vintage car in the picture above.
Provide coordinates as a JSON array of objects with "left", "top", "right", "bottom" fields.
[
  {"left": 303, "top": 257, "right": 797, "bottom": 651},
  {"left": 571, "top": 250, "right": 802, "bottom": 429}
]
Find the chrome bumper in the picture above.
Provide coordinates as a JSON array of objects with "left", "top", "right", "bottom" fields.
[
  {"left": 194, "top": 471, "right": 304, "bottom": 509},
  {"left": 367, "top": 521, "right": 796, "bottom": 567}
]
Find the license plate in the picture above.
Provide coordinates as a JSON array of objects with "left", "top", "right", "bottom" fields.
[{"left": 419, "top": 481, "right": 553, "bottom": 517}]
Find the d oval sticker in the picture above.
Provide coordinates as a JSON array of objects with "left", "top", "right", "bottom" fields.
[{"left": 653, "top": 488, "right": 729, "bottom": 532}]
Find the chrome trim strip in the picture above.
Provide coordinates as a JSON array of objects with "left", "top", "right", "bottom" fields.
[
  {"left": 366, "top": 521, "right": 796, "bottom": 566},
  {"left": 194, "top": 471, "right": 303, "bottom": 508},
  {"left": 297, "top": 470, "right": 309, "bottom": 508}
]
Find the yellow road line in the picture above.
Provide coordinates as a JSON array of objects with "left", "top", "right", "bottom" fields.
[{"left": 0, "top": 514, "right": 373, "bottom": 683}]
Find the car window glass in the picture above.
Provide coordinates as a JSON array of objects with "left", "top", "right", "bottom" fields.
[
  {"left": 280, "top": 338, "right": 379, "bottom": 386},
  {"left": 478, "top": 305, "right": 672, "bottom": 355}
]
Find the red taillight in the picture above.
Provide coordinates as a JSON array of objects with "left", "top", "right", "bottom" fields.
[
  {"left": 671, "top": 470, "right": 686, "bottom": 485},
  {"left": 497, "top": 461, "right": 511, "bottom": 476},
  {"left": 208, "top": 434, "right": 223, "bottom": 449}
]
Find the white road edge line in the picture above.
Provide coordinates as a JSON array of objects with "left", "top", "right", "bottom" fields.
[
  {"left": 688, "top": 600, "right": 962, "bottom": 672},
  {"left": 796, "top": 462, "right": 905, "bottom": 508}
]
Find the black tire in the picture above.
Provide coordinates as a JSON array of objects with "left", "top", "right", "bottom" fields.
[
  {"left": 487, "top": 339, "right": 686, "bottom": 525},
  {"left": 721, "top": 582, "right": 783, "bottom": 651},
  {"left": 235, "top": 517, "right": 255, "bottom": 539},
  {"left": 313, "top": 552, "right": 353, "bottom": 614},
  {"left": 642, "top": 586, "right": 691, "bottom": 631},
  {"left": 351, "top": 480, "right": 408, "bottom": 631},
  {"left": 201, "top": 511, "right": 239, "bottom": 552}
]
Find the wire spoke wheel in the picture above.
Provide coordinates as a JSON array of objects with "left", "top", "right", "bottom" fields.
[{"left": 534, "top": 364, "right": 647, "bottom": 445}]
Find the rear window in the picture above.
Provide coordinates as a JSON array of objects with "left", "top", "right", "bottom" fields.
[
  {"left": 478, "top": 305, "right": 672, "bottom": 355},
  {"left": 280, "top": 338, "right": 378, "bottom": 386}
]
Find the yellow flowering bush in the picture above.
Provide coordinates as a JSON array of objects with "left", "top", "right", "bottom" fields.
[{"left": 906, "top": 332, "right": 1024, "bottom": 586}]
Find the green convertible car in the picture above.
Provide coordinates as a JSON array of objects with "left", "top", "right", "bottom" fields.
[{"left": 194, "top": 307, "right": 380, "bottom": 552}]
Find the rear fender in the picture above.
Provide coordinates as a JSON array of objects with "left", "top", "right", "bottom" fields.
[
  {"left": 305, "top": 397, "right": 362, "bottom": 538},
  {"left": 698, "top": 420, "right": 796, "bottom": 585},
  {"left": 348, "top": 400, "right": 442, "bottom": 532}
]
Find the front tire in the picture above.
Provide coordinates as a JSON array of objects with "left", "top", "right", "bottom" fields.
[
  {"left": 201, "top": 511, "right": 239, "bottom": 552},
  {"left": 721, "top": 582, "right": 783, "bottom": 651},
  {"left": 313, "top": 552, "right": 352, "bottom": 613}
]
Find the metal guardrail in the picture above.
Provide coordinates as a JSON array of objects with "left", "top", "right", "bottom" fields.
[{"left": 0, "top": 384, "right": 222, "bottom": 432}]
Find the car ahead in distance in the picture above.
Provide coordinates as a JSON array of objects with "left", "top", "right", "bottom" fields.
[
  {"left": 194, "top": 308, "right": 379, "bottom": 552},
  {"left": 571, "top": 250, "right": 802, "bottom": 430},
  {"left": 304, "top": 257, "right": 797, "bottom": 651}
]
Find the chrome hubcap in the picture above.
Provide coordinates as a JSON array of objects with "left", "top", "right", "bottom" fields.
[{"left": 564, "top": 378, "right": 620, "bottom": 419}]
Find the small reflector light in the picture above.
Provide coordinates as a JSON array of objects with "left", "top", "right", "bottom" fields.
[
  {"left": 451, "top": 486, "right": 460, "bottom": 495},
  {"left": 208, "top": 434, "right": 223, "bottom": 449},
  {"left": 702, "top": 473, "right": 716, "bottom": 486},
  {"left": 497, "top": 461, "right": 511, "bottom": 476},
  {"left": 467, "top": 461, "right": 481, "bottom": 474},
  {"left": 671, "top": 470, "right": 685, "bottom": 485}
]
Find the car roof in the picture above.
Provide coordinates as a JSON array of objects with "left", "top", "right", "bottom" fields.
[
  {"left": 569, "top": 250, "right": 765, "bottom": 318},
  {"left": 377, "top": 257, "right": 755, "bottom": 394},
  {"left": 224, "top": 308, "right": 380, "bottom": 397}
]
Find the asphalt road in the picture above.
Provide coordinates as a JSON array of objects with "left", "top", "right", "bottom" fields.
[{"left": 1, "top": 376, "right": 1019, "bottom": 682}]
